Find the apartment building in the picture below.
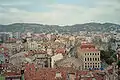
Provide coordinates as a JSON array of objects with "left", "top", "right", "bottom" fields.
[{"left": 77, "top": 41, "right": 101, "bottom": 70}]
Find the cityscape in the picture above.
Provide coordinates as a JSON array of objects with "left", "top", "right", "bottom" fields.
[{"left": 0, "top": 0, "right": 120, "bottom": 80}]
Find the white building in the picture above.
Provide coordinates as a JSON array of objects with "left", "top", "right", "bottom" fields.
[
  {"left": 27, "top": 41, "right": 39, "bottom": 50},
  {"left": 51, "top": 54, "right": 63, "bottom": 68}
]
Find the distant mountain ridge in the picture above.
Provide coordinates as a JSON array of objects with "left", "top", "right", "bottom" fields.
[{"left": 0, "top": 23, "right": 120, "bottom": 33}]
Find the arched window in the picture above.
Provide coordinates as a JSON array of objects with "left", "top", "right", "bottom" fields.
[
  {"left": 98, "top": 53, "right": 99, "bottom": 55},
  {"left": 88, "top": 58, "right": 89, "bottom": 61},
  {"left": 85, "top": 58, "right": 86, "bottom": 61},
  {"left": 95, "top": 58, "right": 97, "bottom": 61},
  {"left": 90, "top": 58, "right": 92, "bottom": 61},
  {"left": 93, "top": 63, "right": 94, "bottom": 68}
]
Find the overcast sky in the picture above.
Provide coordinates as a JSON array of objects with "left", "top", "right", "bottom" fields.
[{"left": 0, "top": 0, "right": 120, "bottom": 25}]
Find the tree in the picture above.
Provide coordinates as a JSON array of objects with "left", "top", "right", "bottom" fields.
[{"left": 100, "top": 50, "right": 116, "bottom": 65}]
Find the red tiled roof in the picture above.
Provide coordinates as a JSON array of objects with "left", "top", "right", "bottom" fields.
[
  {"left": 4, "top": 72, "right": 21, "bottom": 76},
  {"left": 0, "top": 45, "right": 8, "bottom": 50},
  {"left": 76, "top": 70, "right": 105, "bottom": 80},
  {"left": 80, "top": 43, "right": 95, "bottom": 49},
  {"left": 79, "top": 42, "right": 99, "bottom": 51},
  {"left": 24, "top": 64, "right": 74, "bottom": 80},
  {"left": 77, "top": 70, "right": 88, "bottom": 75},
  {"left": 24, "top": 63, "right": 105, "bottom": 80}
]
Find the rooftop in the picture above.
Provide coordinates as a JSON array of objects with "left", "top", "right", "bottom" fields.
[{"left": 79, "top": 42, "right": 98, "bottom": 51}]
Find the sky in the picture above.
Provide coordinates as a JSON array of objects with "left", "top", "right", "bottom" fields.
[{"left": 0, "top": 0, "right": 120, "bottom": 25}]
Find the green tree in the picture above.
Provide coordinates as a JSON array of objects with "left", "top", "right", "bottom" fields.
[{"left": 100, "top": 50, "right": 116, "bottom": 65}]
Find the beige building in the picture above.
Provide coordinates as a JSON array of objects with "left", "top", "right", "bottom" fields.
[
  {"left": 77, "top": 42, "right": 101, "bottom": 70},
  {"left": 51, "top": 53, "right": 63, "bottom": 68}
]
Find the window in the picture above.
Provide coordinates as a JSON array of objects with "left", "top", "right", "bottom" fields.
[
  {"left": 98, "top": 53, "right": 99, "bottom": 55},
  {"left": 85, "top": 58, "right": 86, "bottom": 61},
  {"left": 88, "top": 58, "right": 89, "bottom": 61},
  {"left": 88, "top": 53, "right": 89, "bottom": 55},
  {"left": 95, "top": 58, "right": 97, "bottom": 61},
  {"left": 98, "top": 63, "right": 100, "bottom": 67},
  {"left": 90, "top": 53, "right": 91, "bottom": 55},
  {"left": 93, "top": 53, "right": 94, "bottom": 55},
  {"left": 98, "top": 58, "right": 99, "bottom": 61},
  {"left": 90, "top": 63, "right": 92, "bottom": 67},
  {"left": 90, "top": 58, "right": 92, "bottom": 61},
  {"left": 85, "top": 53, "right": 86, "bottom": 55},
  {"left": 93, "top": 58, "right": 94, "bottom": 61},
  {"left": 95, "top": 53, "right": 96, "bottom": 55},
  {"left": 88, "top": 63, "right": 89, "bottom": 67},
  {"left": 98, "top": 65, "right": 99, "bottom": 68}
]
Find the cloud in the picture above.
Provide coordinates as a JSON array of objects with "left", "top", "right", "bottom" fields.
[
  {"left": 0, "top": 0, "right": 120, "bottom": 25},
  {"left": 0, "top": 2, "right": 31, "bottom": 6}
]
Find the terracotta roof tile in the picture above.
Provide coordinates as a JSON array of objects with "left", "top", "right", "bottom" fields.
[{"left": 24, "top": 63, "right": 105, "bottom": 80}]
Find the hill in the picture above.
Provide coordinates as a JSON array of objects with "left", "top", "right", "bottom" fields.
[{"left": 0, "top": 23, "right": 120, "bottom": 33}]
